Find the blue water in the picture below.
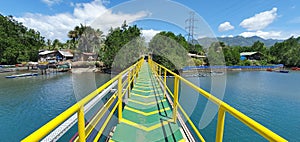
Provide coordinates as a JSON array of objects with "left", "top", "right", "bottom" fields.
[
  {"left": 175, "top": 71, "right": 300, "bottom": 142},
  {"left": 0, "top": 71, "right": 299, "bottom": 141},
  {"left": 0, "top": 72, "right": 111, "bottom": 142}
]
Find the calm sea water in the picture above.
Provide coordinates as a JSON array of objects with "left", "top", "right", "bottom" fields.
[
  {"left": 0, "top": 72, "right": 111, "bottom": 142},
  {"left": 0, "top": 71, "right": 299, "bottom": 141},
  {"left": 175, "top": 71, "right": 300, "bottom": 142}
]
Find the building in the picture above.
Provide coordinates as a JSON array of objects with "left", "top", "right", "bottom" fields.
[
  {"left": 38, "top": 50, "right": 57, "bottom": 62},
  {"left": 57, "top": 50, "right": 73, "bottom": 61},
  {"left": 38, "top": 50, "right": 73, "bottom": 63},
  {"left": 74, "top": 52, "right": 98, "bottom": 61},
  {"left": 240, "top": 52, "right": 262, "bottom": 60},
  {"left": 187, "top": 53, "right": 206, "bottom": 59}
]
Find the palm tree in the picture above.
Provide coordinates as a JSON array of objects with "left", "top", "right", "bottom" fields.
[{"left": 68, "top": 24, "right": 87, "bottom": 49}]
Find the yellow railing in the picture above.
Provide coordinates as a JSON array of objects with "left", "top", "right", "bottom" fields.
[
  {"left": 148, "top": 58, "right": 288, "bottom": 142},
  {"left": 22, "top": 58, "right": 144, "bottom": 142}
]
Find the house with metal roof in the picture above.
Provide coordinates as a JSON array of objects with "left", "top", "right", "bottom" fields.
[
  {"left": 38, "top": 50, "right": 73, "bottom": 62},
  {"left": 240, "top": 52, "right": 262, "bottom": 60},
  {"left": 57, "top": 50, "right": 73, "bottom": 61}
]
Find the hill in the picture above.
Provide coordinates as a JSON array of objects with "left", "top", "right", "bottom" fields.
[{"left": 198, "top": 36, "right": 283, "bottom": 47}]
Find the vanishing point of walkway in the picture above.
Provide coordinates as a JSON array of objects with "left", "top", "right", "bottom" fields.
[{"left": 110, "top": 62, "right": 185, "bottom": 142}]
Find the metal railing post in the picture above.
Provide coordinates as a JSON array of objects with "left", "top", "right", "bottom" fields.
[
  {"left": 155, "top": 65, "right": 158, "bottom": 76},
  {"left": 164, "top": 69, "right": 167, "bottom": 98},
  {"left": 132, "top": 68, "right": 135, "bottom": 86},
  {"left": 128, "top": 70, "right": 131, "bottom": 98},
  {"left": 173, "top": 76, "right": 179, "bottom": 123},
  {"left": 118, "top": 75, "right": 123, "bottom": 123},
  {"left": 78, "top": 106, "right": 86, "bottom": 142},
  {"left": 136, "top": 65, "right": 139, "bottom": 78},
  {"left": 216, "top": 107, "right": 226, "bottom": 142},
  {"left": 158, "top": 66, "right": 161, "bottom": 76}
]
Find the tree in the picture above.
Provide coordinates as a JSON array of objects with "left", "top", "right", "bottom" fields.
[
  {"left": 270, "top": 37, "right": 300, "bottom": 66},
  {"left": 223, "top": 46, "right": 240, "bottom": 65},
  {"left": 101, "top": 22, "right": 143, "bottom": 69},
  {"left": 52, "top": 39, "right": 61, "bottom": 50},
  {"left": 0, "top": 14, "right": 45, "bottom": 64},
  {"left": 78, "top": 26, "right": 105, "bottom": 53},
  {"left": 149, "top": 31, "right": 191, "bottom": 72},
  {"left": 205, "top": 42, "right": 226, "bottom": 66},
  {"left": 67, "top": 24, "right": 86, "bottom": 49}
]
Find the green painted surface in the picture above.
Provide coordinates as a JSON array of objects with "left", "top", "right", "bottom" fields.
[{"left": 111, "top": 62, "right": 184, "bottom": 142}]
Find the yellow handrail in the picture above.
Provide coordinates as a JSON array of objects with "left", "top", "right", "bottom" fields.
[
  {"left": 149, "top": 58, "right": 287, "bottom": 142},
  {"left": 22, "top": 58, "right": 144, "bottom": 142}
]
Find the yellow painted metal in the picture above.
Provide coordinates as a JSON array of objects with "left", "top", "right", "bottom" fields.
[
  {"left": 22, "top": 58, "right": 143, "bottom": 142},
  {"left": 93, "top": 101, "right": 120, "bottom": 142},
  {"left": 128, "top": 71, "right": 131, "bottom": 98},
  {"left": 125, "top": 106, "right": 171, "bottom": 116},
  {"left": 79, "top": 93, "right": 117, "bottom": 141},
  {"left": 158, "top": 66, "right": 161, "bottom": 76},
  {"left": 172, "top": 76, "right": 179, "bottom": 123},
  {"left": 216, "top": 107, "right": 226, "bottom": 142},
  {"left": 178, "top": 104, "right": 206, "bottom": 142},
  {"left": 21, "top": 104, "right": 79, "bottom": 142},
  {"left": 149, "top": 59, "right": 288, "bottom": 142},
  {"left": 150, "top": 63, "right": 205, "bottom": 141},
  {"left": 78, "top": 106, "right": 86, "bottom": 142},
  {"left": 120, "top": 118, "right": 173, "bottom": 132},
  {"left": 118, "top": 74, "right": 123, "bottom": 123},
  {"left": 164, "top": 69, "right": 167, "bottom": 98},
  {"left": 132, "top": 68, "right": 136, "bottom": 87}
]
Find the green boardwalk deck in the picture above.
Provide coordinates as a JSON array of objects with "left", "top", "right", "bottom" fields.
[{"left": 110, "top": 62, "right": 185, "bottom": 142}]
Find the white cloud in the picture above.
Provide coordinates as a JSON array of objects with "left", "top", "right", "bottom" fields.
[
  {"left": 42, "top": 0, "right": 62, "bottom": 6},
  {"left": 92, "top": 11, "right": 149, "bottom": 34},
  {"left": 220, "top": 35, "right": 234, "bottom": 38},
  {"left": 239, "top": 30, "right": 281, "bottom": 39},
  {"left": 240, "top": 7, "right": 277, "bottom": 31},
  {"left": 16, "top": 0, "right": 149, "bottom": 41},
  {"left": 141, "top": 29, "right": 160, "bottom": 42},
  {"left": 218, "top": 22, "right": 234, "bottom": 32}
]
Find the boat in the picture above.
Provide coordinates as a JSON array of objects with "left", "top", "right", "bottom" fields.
[
  {"left": 5, "top": 73, "right": 38, "bottom": 78},
  {"left": 266, "top": 68, "right": 273, "bottom": 72},
  {"left": 267, "top": 68, "right": 289, "bottom": 73},
  {"left": 279, "top": 70, "right": 289, "bottom": 73},
  {"left": 273, "top": 70, "right": 289, "bottom": 73},
  {"left": 291, "top": 67, "right": 300, "bottom": 70}
]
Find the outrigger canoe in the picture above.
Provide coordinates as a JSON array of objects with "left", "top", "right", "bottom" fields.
[{"left": 5, "top": 73, "right": 38, "bottom": 78}]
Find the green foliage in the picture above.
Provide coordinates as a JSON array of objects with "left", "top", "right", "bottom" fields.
[
  {"left": 67, "top": 24, "right": 86, "bottom": 49},
  {"left": 270, "top": 37, "right": 300, "bottom": 67},
  {"left": 206, "top": 42, "right": 226, "bottom": 65},
  {"left": 191, "top": 58, "right": 204, "bottom": 66},
  {"left": 101, "top": 22, "right": 143, "bottom": 69},
  {"left": 238, "top": 60, "right": 252, "bottom": 66},
  {"left": 0, "top": 14, "right": 45, "bottom": 64},
  {"left": 78, "top": 26, "right": 104, "bottom": 53},
  {"left": 149, "top": 32, "right": 192, "bottom": 72},
  {"left": 223, "top": 46, "right": 240, "bottom": 66}
]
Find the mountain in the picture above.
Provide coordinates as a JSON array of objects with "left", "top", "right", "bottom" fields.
[{"left": 198, "top": 36, "right": 283, "bottom": 47}]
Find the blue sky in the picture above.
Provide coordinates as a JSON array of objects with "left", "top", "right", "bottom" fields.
[{"left": 1, "top": 0, "right": 300, "bottom": 41}]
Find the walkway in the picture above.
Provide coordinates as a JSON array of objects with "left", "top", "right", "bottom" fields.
[{"left": 110, "top": 62, "right": 184, "bottom": 142}]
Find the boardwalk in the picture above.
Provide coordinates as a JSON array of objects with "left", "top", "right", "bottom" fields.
[
  {"left": 22, "top": 59, "right": 287, "bottom": 142},
  {"left": 110, "top": 62, "right": 184, "bottom": 142}
]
